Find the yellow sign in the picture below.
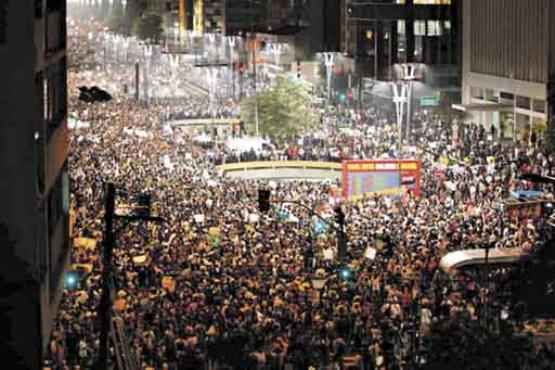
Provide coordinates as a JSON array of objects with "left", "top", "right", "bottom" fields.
[
  {"left": 399, "top": 162, "right": 418, "bottom": 170},
  {"left": 162, "top": 276, "right": 176, "bottom": 292},
  {"left": 74, "top": 237, "right": 97, "bottom": 250}
]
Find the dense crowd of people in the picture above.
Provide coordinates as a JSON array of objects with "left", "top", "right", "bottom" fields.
[{"left": 47, "top": 15, "right": 555, "bottom": 370}]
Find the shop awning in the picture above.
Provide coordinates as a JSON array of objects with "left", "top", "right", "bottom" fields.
[{"left": 451, "top": 103, "right": 513, "bottom": 112}]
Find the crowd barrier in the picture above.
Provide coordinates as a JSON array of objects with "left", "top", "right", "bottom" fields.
[{"left": 217, "top": 161, "right": 342, "bottom": 174}]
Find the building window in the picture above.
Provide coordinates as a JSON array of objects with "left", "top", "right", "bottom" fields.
[
  {"left": 414, "top": 0, "right": 451, "bottom": 4},
  {"left": 484, "top": 89, "right": 498, "bottom": 103},
  {"left": 414, "top": 21, "right": 426, "bottom": 36},
  {"left": 532, "top": 99, "right": 546, "bottom": 113},
  {"left": 427, "top": 21, "right": 442, "bottom": 36},
  {"left": 471, "top": 86, "right": 484, "bottom": 100},
  {"left": 499, "top": 91, "right": 514, "bottom": 101},
  {"left": 47, "top": 0, "right": 63, "bottom": 11},
  {"left": 0, "top": 0, "right": 7, "bottom": 44},
  {"left": 397, "top": 20, "right": 406, "bottom": 36},
  {"left": 516, "top": 96, "right": 531, "bottom": 110},
  {"left": 35, "top": 0, "right": 42, "bottom": 18}
]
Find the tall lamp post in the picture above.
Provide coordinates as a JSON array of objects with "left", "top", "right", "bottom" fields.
[
  {"left": 227, "top": 36, "right": 237, "bottom": 100},
  {"left": 323, "top": 52, "right": 336, "bottom": 102},
  {"left": 269, "top": 43, "right": 284, "bottom": 85},
  {"left": 400, "top": 64, "right": 417, "bottom": 142},
  {"left": 392, "top": 82, "right": 408, "bottom": 153},
  {"left": 206, "top": 67, "right": 219, "bottom": 121},
  {"left": 142, "top": 44, "right": 153, "bottom": 104}
]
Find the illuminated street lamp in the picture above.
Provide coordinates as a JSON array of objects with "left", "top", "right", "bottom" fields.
[
  {"left": 269, "top": 43, "right": 284, "bottom": 84},
  {"left": 400, "top": 63, "right": 417, "bottom": 142},
  {"left": 323, "top": 52, "right": 336, "bottom": 101},
  {"left": 206, "top": 67, "right": 219, "bottom": 117},
  {"left": 227, "top": 36, "right": 238, "bottom": 99},
  {"left": 392, "top": 82, "right": 408, "bottom": 153}
]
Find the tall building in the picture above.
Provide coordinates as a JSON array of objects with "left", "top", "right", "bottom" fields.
[
  {"left": 190, "top": 0, "right": 225, "bottom": 33},
  {"left": 0, "top": 1, "right": 70, "bottom": 368},
  {"left": 225, "top": 0, "right": 268, "bottom": 36},
  {"left": 346, "top": 0, "right": 459, "bottom": 92},
  {"left": 458, "top": 0, "right": 554, "bottom": 144}
]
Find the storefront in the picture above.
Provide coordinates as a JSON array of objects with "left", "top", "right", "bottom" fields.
[{"left": 454, "top": 84, "right": 548, "bottom": 144}]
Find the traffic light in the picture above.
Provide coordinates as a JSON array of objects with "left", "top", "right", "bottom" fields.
[
  {"left": 339, "top": 265, "right": 352, "bottom": 281},
  {"left": 339, "top": 93, "right": 346, "bottom": 103},
  {"left": 334, "top": 206, "right": 345, "bottom": 228},
  {"left": 258, "top": 189, "right": 271, "bottom": 212},
  {"left": 335, "top": 206, "right": 347, "bottom": 260},
  {"left": 136, "top": 193, "right": 151, "bottom": 217}
]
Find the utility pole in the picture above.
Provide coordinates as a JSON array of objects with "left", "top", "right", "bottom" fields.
[
  {"left": 95, "top": 183, "right": 163, "bottom": 370},
  {"left": 97, "top": 183, "right": 116, "bottom": 370},
  {"left": 251, "top": 0, "right": 259, "bottom": 136}
]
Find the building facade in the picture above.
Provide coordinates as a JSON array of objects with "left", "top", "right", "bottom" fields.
[
  {"left": 346, "top": 0, "right": 459, "bottom": 91},
  {"left": 459, "top": 0, "right": 555, "bottom": 143},
  {"left": 0, "top": 1, "right": 70, "bottom": 368}
]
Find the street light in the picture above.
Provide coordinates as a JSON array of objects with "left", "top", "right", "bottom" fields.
[
  {"left": 227, "top": 36, "right": 237, "bottom": 99},
  {"left": 400, "top": 63, "right": 417, "bottom": 142},
  {"left": 322, "top": 52, "right": 336, "bottom": 102},
  {"left": 269, "top": 43, "right": 284, "bottom": 85},
  {"left": 392, "top": 82, "right": 408, "bottom": 153}
]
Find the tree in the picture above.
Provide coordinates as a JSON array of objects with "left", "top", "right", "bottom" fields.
[
  {"left": 132, "top": 12, "right": 163, "bottom": 42},
  {"left": 422, "top": 316, "right": 546, "bottom": 370},
  {"left": 107, "top": 1, "right": 125, "bottom": 34},
  {"left": 240, "top": 75, "right": 317, "bottom": 143}
]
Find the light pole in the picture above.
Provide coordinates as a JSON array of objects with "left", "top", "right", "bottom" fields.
[
  {"left": 169, "top": 54, "right": 180, "bottom": 100},
  {"left": 269, "top": 43, "right": 284, "bottom": 85},
  {"left": 206, "top": 67, "right": 219, "bottom": 120},
  {"left": 323, "top": 52, "right": 336, "bottom": 102},
  {"left": 143, "top": 44, "right": 153, "bottom": 104},
  {"left": 392, "top": 82, "right": 408, "bottom": 153},
  {"left": 227, "top": 36, "right": 237, "bottom": 100},
  {"left": 400, "top": 63, "right": 417, "bottom": 142}
]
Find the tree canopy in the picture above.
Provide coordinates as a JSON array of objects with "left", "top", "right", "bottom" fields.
[
  {"left": 240, "top": 75, "right": 317, "bottom": 143},
  {"left": 422, "top": 317, "right": 551, "bottom": 370}
]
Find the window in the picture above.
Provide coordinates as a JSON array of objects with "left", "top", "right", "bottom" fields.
[
  {"left": 414, "top": 0, "right": 451, "bottom": 4},
  {"left": 484, "top": 89, "right": 498, "bottom": 103},
  {"left": 471, "top": 87, "right": 484, "bottom": 100},
  {"left": 0, "top": 0, "right": 7, "bottom": 44},
  {"left": 414, "top": 21, "right": 426, "bottom": 36},
  {"left": 397, "top": 20, "right": 406, "bottom": 36},
  {"left": 35, "top": 0, "right": 42, "bottom": 18},
  {"left": 499, "top": 91, "right": 514, "bottom": 101},
  {"left": 42, "top": 72, "right": 51, "bottom": 123},
  {"left": 532, "top": 99, "right": 546, "bottom": 113},
  {"left": 516, "top": 96, "right": 531, "bottom": 110},
  {"left": 427, "top": 21, "right": 442, "bottom": 36},
  {"left": 47, "top": 0, "right": 63, "bottom": 12}
]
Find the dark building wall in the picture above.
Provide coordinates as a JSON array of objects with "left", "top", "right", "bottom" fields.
[
  {"left": 469, "top": 0, "right": 551, "bottom": 84},
  {"left": 0, "top": 1, "right": 69, "bottom": 368}
]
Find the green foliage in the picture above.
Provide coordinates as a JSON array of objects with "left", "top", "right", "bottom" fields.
[
  {"left": 240, "top": 75, "right": 317, "bottom": 143},
  {"left": 107, "top": 2, "right": 125, "bottom": 34},
  {"left": 132, "top": 13, "right": 163, "bottom": 42},
  {"left": 422, "top": 317, "right": 541, "bottom": 370},
  {"left": 544, "top": 117, "right": 555, "bottom": 153}
]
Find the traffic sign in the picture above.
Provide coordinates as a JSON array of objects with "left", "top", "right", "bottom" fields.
[{"left": 420, "top": 96, "right": 440, "bottom": 107}]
